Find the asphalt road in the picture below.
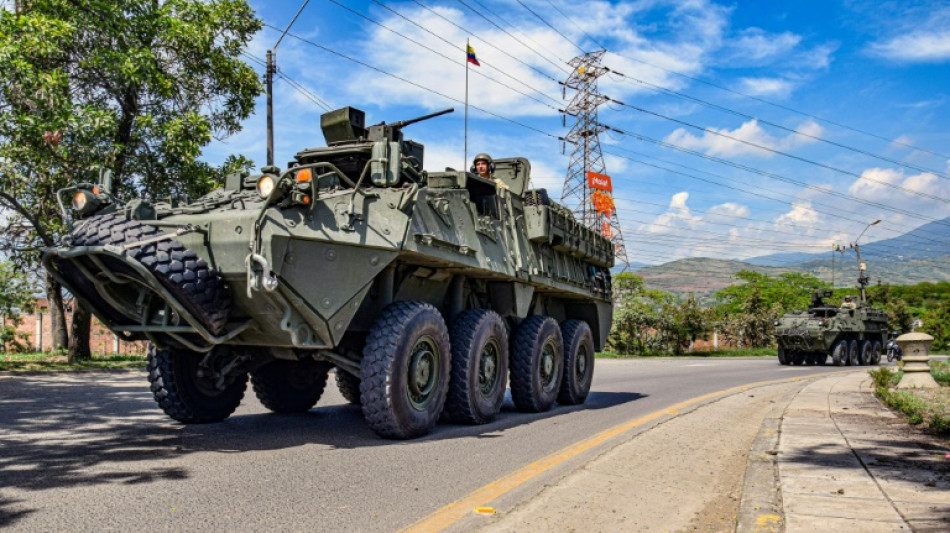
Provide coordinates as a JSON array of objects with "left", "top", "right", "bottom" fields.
[{"left": 0, "top": 358, "right": 841, "bottom": 532}]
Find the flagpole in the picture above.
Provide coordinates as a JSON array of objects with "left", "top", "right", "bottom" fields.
[{"left": 464, "top": 38, "right": 470, "bottom": 170}]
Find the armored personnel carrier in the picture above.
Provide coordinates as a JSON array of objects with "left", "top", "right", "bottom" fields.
[
  {"left": 774, "top": 254, "right": 888, "bottom": 366},
  {"left": 43, "top": 106, "right": 614, "bottom": 439}
]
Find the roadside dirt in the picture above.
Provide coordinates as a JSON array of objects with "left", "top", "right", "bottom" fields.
[{"left": 479, "top": 381, "right": 804, "bottom": 533}]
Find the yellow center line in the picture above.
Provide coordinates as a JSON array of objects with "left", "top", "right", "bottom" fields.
[{"left": 399, "top": 370, "right": 848, "bottom": 533}]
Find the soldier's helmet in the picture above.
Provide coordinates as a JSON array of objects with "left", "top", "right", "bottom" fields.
[{"left": 472, "top": 153, "right": 494, "bottom": 173}]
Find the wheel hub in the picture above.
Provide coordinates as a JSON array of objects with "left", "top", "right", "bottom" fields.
[
  {"left": 540, "top": 342, "right": 557, "bottom": 392},
  {"left": 407, "top": 337, "right": 439, "bottom": 410},
  {"left": 478, "top": 341, "right": 499, "bottom": 396}
]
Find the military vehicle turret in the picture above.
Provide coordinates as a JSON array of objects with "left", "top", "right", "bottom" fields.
[
  {"left": 774, "top": 244, "right": 888, "bottom": 366},
  {"left": 43, "top": 106, "right": 614, "bottom": 439}
]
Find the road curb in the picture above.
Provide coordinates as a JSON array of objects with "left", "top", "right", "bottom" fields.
[{"left": 735, "top": 380, "right": 805, "bottom": 533}]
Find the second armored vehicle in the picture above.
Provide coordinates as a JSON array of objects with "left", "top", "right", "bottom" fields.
[
  {"left": 775, "top": 289, "right": 889, "bottom": 366},
  {"left": 43, "top": 106, "right": 614, "bottom": 439},
  {"left": 774, "top": 242, "right": 889, "bottom": 366}
]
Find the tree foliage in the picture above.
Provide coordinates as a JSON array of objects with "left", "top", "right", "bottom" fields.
[
  {"left": 0, "top": 261, "right": 38, "bottom": 352},
  {"left": 608, "top": 273, "right": 709, "bottom": 355},
  {"left": 0, "top": 0, "right": 262, "bottom": 358}
]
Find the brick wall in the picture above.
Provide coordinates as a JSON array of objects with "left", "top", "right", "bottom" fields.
[{"left": 2, "top": 299, "right": 147, "bottom": 355}]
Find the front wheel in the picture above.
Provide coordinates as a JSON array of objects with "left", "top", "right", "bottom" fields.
[
  {"left": 870, "top": 341, "right": 882, "bottom": 365},
  {"left": 360, "top": 301, "right": 451, "bottom": 439},
  {"left": 831, "top": 340, "right": 848, "bottom": 366},
  {"left": 251, "top": 357, "right": 332, "bottom": 413},
  {"left": 147, "top": 344, "right": 247, "bottom": 423},
  {"left": 777, "top": 347, "right": 789, "bottom": 365},
  {"left": 558, "top": 320, "right": 595, "bottom": 405},
  {"left": 335, "top": 368, "right": 362, "bottom": 405},
  {"left": 510, "top": 316, "right": 564, "bottom": 413}
]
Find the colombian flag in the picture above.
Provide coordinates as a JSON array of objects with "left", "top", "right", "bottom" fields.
[{"left": 466, "top": 44, "right": 480, "bottom": 66}]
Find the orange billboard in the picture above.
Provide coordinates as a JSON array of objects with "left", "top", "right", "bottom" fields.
[{"left": 587, "top": 171, "right": 612, "bottom": 192}]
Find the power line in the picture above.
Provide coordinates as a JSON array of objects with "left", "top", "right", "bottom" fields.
[
  {"left": 607, "top": 97, "right": 950, "bottom": 204},
  {"left": 367, "top": 0, "right": 563, "bottom": 107},
  {"left": 603, "top": 68, "right": 950, "bottom": 180},
  {"left": 263, "top": 24, "right": 566, "bottom": 142},
  {"left": 539, "top": 0, "right": 950, "bottom": 161},
  {"left": 409, "top": 0, "right": 561, "bottom": 83}
]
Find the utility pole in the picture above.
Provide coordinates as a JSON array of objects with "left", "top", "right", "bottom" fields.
[
  {"left": 265, "top": 0, "right": 311, "bottom": 167},
  {"left": 560, "top": 51, "right": 629, "bottom": 268}
]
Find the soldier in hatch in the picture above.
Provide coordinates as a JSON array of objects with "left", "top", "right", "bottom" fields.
[
  {"left": 472, "top": 153, "right": 508, "bottom": 190},
  {"left": 840, "top": 296, "right": 857, "bottom": 310}
]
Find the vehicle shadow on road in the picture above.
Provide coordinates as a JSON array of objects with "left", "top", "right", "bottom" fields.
[{"left": 0, "top": 376, "right": 646, "bottom": 527}]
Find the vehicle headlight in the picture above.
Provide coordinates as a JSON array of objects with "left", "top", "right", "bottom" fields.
[
  {"left": 256, "top": 175, "right": 275, "bottom": 198},
  {"left": 71, "top": 188, "right": 100, "bottom": 216}
]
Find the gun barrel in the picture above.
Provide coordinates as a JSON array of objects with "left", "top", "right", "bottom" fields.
[{"left": 392, "top": 108, "right": 454, "bottom": 129}]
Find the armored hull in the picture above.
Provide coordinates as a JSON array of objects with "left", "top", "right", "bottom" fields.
[
  {"left": 774, "top": 304, "right": 888, "bottom": 366},
  {"left": 43, "top": 106, "right": 614, "bottom": 438}
]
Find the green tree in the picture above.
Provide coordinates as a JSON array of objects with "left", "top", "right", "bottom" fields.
[
  {"left": 715, "top": 270, "right": 828, "bottom": 315},
  {"left": 0, "top": 261, "right": 38, "bottom": 352},
  {"left": 0, "top": 1, "right": 261, "bottom": 360},
  {"left": 922, "top": 300, "right": 950, "bottom": 350},
  {"left": 670, "top": 293, "right": 707, "bottom": 354}
]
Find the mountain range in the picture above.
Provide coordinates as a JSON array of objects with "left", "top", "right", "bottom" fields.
[{"left": 629, "top": 217, "right": 950, "bottom": 302}]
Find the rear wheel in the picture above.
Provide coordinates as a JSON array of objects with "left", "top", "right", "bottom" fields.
[
  {"left": 251, "top": 357, "right": 331, "bottom": 413},
  {"left": 510, "top": 316, "right": 564, "bottom": 413},
  {"left": 335, "top": 369, "right": 362, "bottom": 405},
  {"left": 445, "top": 309, "right": 509, "bottom": 425},
  {"left": 558, "top": 320, "right": 595, "bottom": 405},
  {"left": 831, "top": 340, "right": 848, "bottom": 366},
  {"left": 870, "top": 341, "right": 883, "bottom": 365},
  {"left": 147, "top": 344, "right": 247, "bottom": 423},
  {"left": 360, "top": 301, "right": 451, "bottom": 439}
]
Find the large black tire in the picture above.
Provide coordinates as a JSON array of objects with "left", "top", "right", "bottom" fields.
[
  {"left": 814, "top": 352, "right": 828, "bottom": 365},
  {"left": 791, "top": 351, "right": 805, "bottom": 365},
  {"left": 251, "top": 358, "right": 332, "bottom": 413},
  {"left": 859, "top": 340, "right": 873, "bottom": 366},
  {"left": 558, "top": 320, "right": 595, "bottom": 405},
  {"left": 70, "top": 212, "right": 230, "bottom": 334},
  {"left": 870, "top": 341, "right": 883, "bottom": 365},
  {"left": 335, "top": 368, "right": 362, "bottom": 405},
  {"left": 360, "top": 301, "right": 451, "bottom": 439},
  {"left": 147, "top": 344, "right": 247, "bottom": 423},
  {"left": 510, "top": 316, "right": 564, "bottom": 413},
  {"left": 777, "top": 347, "right": 789, "bottom": 365},
  {"left": 848, "top": 340, "right": 860, "bottom": 366},
  {"left": 445, "top": 309, "right": 509, "bottom": 425},
  {"left": 831, "top": 340, "right": 848, "bottom": 366}
]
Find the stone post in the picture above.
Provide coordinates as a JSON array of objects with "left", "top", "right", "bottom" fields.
[
  {"left": 895, "top": 332, "right": 938, "bottom": 389},
  {"left": 713, "top": 330, "right": 719, "bottom": 351},
  {"left": 35, "top": 310, "right": 43, "bottom": 352}
]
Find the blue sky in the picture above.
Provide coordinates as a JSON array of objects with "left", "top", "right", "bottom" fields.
[{"left": 203, "top": 0, "right": 950, "bottom": 271}]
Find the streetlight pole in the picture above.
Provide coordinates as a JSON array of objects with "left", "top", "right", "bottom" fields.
[
  {"left": 852, "top": 219, "right": 881, "bottom": 305},
  {"left": 265, "top": 0, "right": 311, "bottom": 168}
]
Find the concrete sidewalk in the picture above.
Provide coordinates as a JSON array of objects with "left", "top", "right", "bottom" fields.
[{"left": 742, "top": 371, "right": 950, "bottom": 532}]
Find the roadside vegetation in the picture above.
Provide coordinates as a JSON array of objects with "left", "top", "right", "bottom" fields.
[
  {"left": 607, "top": 270, "right": 950, "bottom": 357},
  {"left": 868, "top": 362, "right": 950, "bottom": 435}
]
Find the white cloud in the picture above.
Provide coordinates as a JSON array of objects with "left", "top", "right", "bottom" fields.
[
  {"left": 775, "top": 203, "right": 820, "bottom": 226},
  {"left": 737, "top": 77, "right": 795, "bottom": 97},
  {"left": 721, "top": 28, "right": 802, "bottom": 66},
  {"left": 869, "top": 31, "right": 950, "bottom": 62},
  {"left": 663, "top": 118, "right": 823, "bottom": 157}
]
